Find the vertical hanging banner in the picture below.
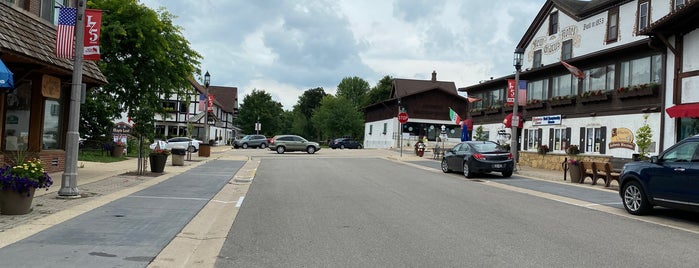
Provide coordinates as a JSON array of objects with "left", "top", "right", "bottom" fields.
[
  {"left": 207, "top": 94, "right": 215, "bottom": 112},
  {"left": 507, "top": 79, "right": 528, "bottom": 106},
  {"left": 56, "top": 7, "right": 77, "bottom": 59},
  {"left": 83, "top": 9, "right": 102, "bottom": 61}
]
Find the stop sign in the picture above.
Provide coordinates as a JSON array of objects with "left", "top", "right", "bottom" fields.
[{"left": 398, "top": 112, "right": 409, "bottom": 123}]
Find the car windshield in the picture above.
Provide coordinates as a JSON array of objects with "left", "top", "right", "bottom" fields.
[{"left": 471, "top": 142, "right": 504, "bottom": 153}]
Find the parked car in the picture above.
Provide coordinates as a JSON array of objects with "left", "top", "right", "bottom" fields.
[
  {"left": 269, "top": 135, "right": 320, "bottom": 154},
  {"left": 440, "top": 141, "right": 514, "bottom": 178},
  {"left": 618, "top": 134, "right": 699, "bottom": 215},
  {"left": 329, "top": 138, "right": 362, "bottom": 149},
  {"left": 149, "top": 137, "right": 201, "bottom": 152},
  {"left": 233, "top": 134, "right": 269, "bottom": 149}
]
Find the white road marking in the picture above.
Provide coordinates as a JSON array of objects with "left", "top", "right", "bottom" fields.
[{"left": 236, "top": 196, "right": 245, "bottom": 207}]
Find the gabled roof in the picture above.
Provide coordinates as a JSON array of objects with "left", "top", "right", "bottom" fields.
[
  {"left": 639, "top": 0, "right": 699, "bottom": 36},
  {"left": 390, "top": 78, "right": 458, "bottom": 99},
  {"left": 0, "top": 3, "right": 106, "bottom": 84},
  {"left": 517, "top": 0, "right": 633, "bottom": 49},
  {"left": 208, "top": 86, "right": 238, "bottom": 113}
]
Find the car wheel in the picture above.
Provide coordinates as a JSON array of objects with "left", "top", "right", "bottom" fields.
[
  {"left": 463, "top": 161, "right": 473, "bottom": 178},
  {"left": 242, "top": 143, "right": 248, "bottom": 149},
  {"left": 622, "top": 181, "right": 652, "bottom": 215},
  {"left": 441, "top": 158, "right": 451, "bottom": 173},
  {"left": 340, "top": 144, "right": 345, "bottom": 149},
  {"left": 502, "top": 169, "right": 513, "bottom": 178},
  {"left": 357, "top": 144, "right": 362, "bottom": 149},
  {"left": 307, "top": 146, "right": 316, "bottom": 154},
  {"left": 276, "top": 146, "right": 285, "bottom": 154},
  {"left": 188, "top": 146, "right": 196, "bottom": 153},
  {"left": 259, "top": 143, "right": 267, "bottom": 149}
]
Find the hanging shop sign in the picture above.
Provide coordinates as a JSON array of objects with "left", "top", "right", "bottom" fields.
[{"left": 532, "top": 115, "right": 562, "bottom": 126}]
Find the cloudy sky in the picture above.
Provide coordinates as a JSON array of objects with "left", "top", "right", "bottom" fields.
[{"left": 139, "top": 0, "right": 546, "bottom": 110}]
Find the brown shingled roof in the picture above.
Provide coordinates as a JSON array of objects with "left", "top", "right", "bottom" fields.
[
  {"left": 391, "top": 78, "right": 459, "bottom": 99},
  {"left": 0, "top": 3, "right": 107, "bottom": 85}
]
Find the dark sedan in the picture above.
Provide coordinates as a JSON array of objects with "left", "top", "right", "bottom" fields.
[
  {"left": 329, "top": 138, "right": 362, "bottom": 149},
  {"left": 441, "top": 141, "right": 514, "bottom": 178},
  {"left": 618, "top": 134, "right": 699, "bottom": 215}
]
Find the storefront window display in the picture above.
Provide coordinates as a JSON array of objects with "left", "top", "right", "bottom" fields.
[
  {"left": 4, "top": 82, "right": 31, "bottom": 151},
  {"left": 679, "top": 118, "right": 699, "bottom": 141}
]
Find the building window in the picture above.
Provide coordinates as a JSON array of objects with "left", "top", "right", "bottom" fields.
[
  {"left": 675, "top": 0, "right": 685, "bottom": 10},
  {"left": 583, "top": 64, "right": 615, "bottom": 93},
  {"left": 162, "top": 101, "right": 177, "bottom": 112},
  {"left": 561, "top": 40, "right": 572, "bottom": 60},
  {"left": 552, "top": 74, "right": 576, "bottom": 97},
  {"left": 678, "top": 118, "right": 699, "bottom": 141},
  {"left": 382, "top": 123, "right": 387, "bottom": 135},
  {"left": 619, "top": 55, "right": 662, "bottom": 87},
  {"left": 549, "top": 11, "right": 559, "bottom": 35},
  {"left": 606, "top": 7, "right": 619, "bottom": 42},
  {"left": 42, "top": 99, "right": 63, "bottom": 150},
  {"left": 483, "top": 89, "right": 503, "bottom": 108},
  {"left": 527, "top": 79, "right": 548, "bottom": 101},
  {"left": 526, "top": 129, "right": 542, "bottom": 151},
  {"left": 638, "top": 1, "right": 650, "bottom": 31},
  {"left": 550, "top": 128, "right": 571, "bottom": 151},
  {"left": 471, "top": 92, "right": 484, "bottom": 110},
  {"left": 369, "top": 125, "right": 373, "bottom": 135},
  {"left": 533, "top": 50, "right": 542, "bottom": 69},
  {"left": 584, "top": 127, "right": 603, "bottom": 153},
  {"left": 179, "top": 102, "right": 188, "bottom": 113},
  {"left": 4, "top": 82, "right": 31, "bottom": 151}
]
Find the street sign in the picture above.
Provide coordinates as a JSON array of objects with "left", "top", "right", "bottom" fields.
[{"left": 398, "top": 112, "right": 409, "bottom": 123}]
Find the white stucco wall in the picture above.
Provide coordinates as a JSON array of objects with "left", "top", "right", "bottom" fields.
[
  {"left": 473, "top": 113, "right": 662, "bottom": 159},
  {"left": 364, "top": 118, "right": 397, "bottom": 149}
]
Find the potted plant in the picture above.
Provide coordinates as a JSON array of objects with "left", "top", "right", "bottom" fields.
[
  {"left": 112, "top": 140, "right": 125, "bottom": 158},
  {"left": 537, "top": 144, "right": 549, "bottom": 155},
  {"left": 149, "top": 148, "right": 171, "bottom": 173},
  {"left": 0, "top": 157, "right": 53, "bottom": 215},
  {"left": 565, "top": 145, "right": 582, "bottom": 183}
]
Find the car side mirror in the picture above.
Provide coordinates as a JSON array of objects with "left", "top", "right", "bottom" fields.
[{"left": 650, "top": 155, "right": 659, "bottom": 163}]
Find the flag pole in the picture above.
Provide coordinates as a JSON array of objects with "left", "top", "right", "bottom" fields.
[{"left": 59, "top": 0, "right": 86, "bottom": 198}]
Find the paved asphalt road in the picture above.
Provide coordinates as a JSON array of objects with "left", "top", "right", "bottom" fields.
[{"left": 217, "top": 157, "right": 699, "bottom": 267}]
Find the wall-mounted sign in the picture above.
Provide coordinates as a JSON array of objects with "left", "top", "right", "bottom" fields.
[
  {"left": 112, "top": 122, "right": 132, "bottom": 135},
  {"left": 532, "top": 115, "right": 562, "bottom": 126},
  {"left": 609, "top": 127, "right": 636, "bottom": 150},
  {"left": 41, "top": 75, "right": 61, "bottom": 99}
]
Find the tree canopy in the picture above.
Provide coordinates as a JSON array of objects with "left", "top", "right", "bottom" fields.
[
  {"left": 82, "top": 0, "right": 201, "bottom": 139},
  {"left": 311, "top": 95, "right": 364, "bottom": 140},
  {"left": 336, "top": 76, "right": 370, "bottom": 109},
  {"left": 235, "top": 89, "right": 284, "bottom": 136},
  {"left": 363, "top": 75, "right": 393, "bottom": 108}
]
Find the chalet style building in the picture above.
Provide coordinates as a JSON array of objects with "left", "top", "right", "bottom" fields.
[
  {"left": 153, "top": 78, "right": 240, "bottom": 145},
  {"left": 363, "top": 71, "right": 470, "bottom": 149},
  {"left": 460, "top": 0, "right": 698, "bottom": 162},
  {"left": 1, "top": 2, "right": 107, "bottom": 173}
]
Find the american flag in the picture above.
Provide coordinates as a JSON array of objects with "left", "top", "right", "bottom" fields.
[
  {"left": 199, "top": 93, "right": 206, "bottom": 111},
  {"left": 56, "top": 7, "right": 77, "bottom": 59}
]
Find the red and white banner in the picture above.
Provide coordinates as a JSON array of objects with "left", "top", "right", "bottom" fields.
[
  {"left": 83, "top": 9, "right": 102, "bottom": 61},
  {"left": 561, "top": 61, "right": 586, "bottom": 79},
  {"left": 507, "top": 79, "right": 527, "bottom": 106},
  {"left": 207, "top": 94, "right": 214, "bottom": 112}
]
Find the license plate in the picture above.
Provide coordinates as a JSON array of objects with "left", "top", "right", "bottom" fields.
[{"left": 493, "top": 164, "right": 503, "bottom": 169}]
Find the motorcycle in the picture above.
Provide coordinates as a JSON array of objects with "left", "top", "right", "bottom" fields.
[{"left": 415, "top": 141, "right": 426, "bottom": 157}]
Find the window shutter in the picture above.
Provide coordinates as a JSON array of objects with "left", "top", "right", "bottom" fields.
[
  {"left": 549, "top": 128, "right": 554, "bottom": 150},
  {"left": 579, "top": 127, "right": 586, "bottom": 154},
  {"left": 524, "top": 130, "right": 529, "bottom": 151},
  {"left": 565, "top": 127, "right": 572, "bottom": 149},
  {"left": 600, "top": 126, "right": 607, "bottom": 154},
  {"left": 537, "top": 129, "right": 543, "bottom": 148}
]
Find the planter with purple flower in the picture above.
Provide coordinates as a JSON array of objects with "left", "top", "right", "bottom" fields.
[{"left": 0, "top": 158, "right": 53, "bottom": 215}]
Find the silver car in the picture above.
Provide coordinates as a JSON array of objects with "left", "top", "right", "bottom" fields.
[
  {"left": 269, "top": 135, "right": 320, "bottom": 154},
  {"left": 149, "top": 137, "right": 201, "bottom": 152},
  {"left": 233, "top": 135, "right": 269, "bottom": 149}
]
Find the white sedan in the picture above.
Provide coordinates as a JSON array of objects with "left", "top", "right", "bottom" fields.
[{"left": 149, "top": 137, "right": 201, "bottom": 152}]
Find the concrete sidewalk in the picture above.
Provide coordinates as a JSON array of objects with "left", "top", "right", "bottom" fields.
[{"left": 0, "top": 145, "right": 236, "bottom": 247}]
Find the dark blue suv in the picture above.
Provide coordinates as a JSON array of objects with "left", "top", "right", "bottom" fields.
[{"left": 619, "top": 134, "right": 699, "bottom": 215}]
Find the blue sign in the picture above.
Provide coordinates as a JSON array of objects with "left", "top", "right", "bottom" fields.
[
  {"left": 532, "top": 115, "right": 562, "bottom": 126},
  {"left": 0, "top": 59, "right": 14, "bottom": 89}
]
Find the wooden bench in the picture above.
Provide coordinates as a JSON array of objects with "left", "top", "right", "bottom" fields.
[
  {"left": 580, "top": 161, "right": 595, "bottom": 184},
  {"left": 601, "top": 162, "right": 620, "bottom": 187}
]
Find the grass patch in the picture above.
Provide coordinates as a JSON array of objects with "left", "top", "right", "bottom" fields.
[{"left": 78, "top": 148, "right": 151, "bottom": 163}]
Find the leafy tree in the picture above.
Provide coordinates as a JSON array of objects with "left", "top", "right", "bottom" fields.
[
  {"left": 474, "top": 126, "right": 488, "bottom": 141},
  {"left": 291, "top": 88, "right": 327, "bottom": 140},
  {"left": 363, "top": 75, "right": 393, "bottom": 107},
  {"left": 83, "top": 0, "right": 201, "bottom": 140},
  {"left": 311, "top": 95, "right": 364, "bottom": 140},
  {"left": 336, "top": 76, "right": 370, "bottom": 109},
  {"left": 635, "top": 114, "right": 653, "bottom": 160},
  {"left": 235, "top": 89, "right": 284, "bottom": 136}
]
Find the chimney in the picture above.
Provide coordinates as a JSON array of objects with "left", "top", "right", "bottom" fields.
[{"left": 431, "top": 70, "right": 437, "bottom": 82}]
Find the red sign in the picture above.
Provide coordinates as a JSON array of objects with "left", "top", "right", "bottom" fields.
[
  {"left": 83, "top": 9, "right": 102, "bottom": 61},
  {"left": 507, "top": 79, "right": 527, "bottom": 106},
  {"left": 207, "top": 94, "right": 214, "bottom": 112},
  {"left": 398, "top": 112, "right": 409, "bottom": 123}
]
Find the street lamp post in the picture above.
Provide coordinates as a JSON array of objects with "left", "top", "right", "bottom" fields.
[
  {"left": 511, "top": 48, "right": 524, "bottom": 171},
  {"left": 204, "top": 71, "right": 210, "bottom": 145}
]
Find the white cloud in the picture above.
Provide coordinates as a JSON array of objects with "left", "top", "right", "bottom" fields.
[{"left": 139, "top": 0, "right": 546, "bottom": 110}]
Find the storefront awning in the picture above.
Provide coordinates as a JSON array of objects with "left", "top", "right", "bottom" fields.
[
  {"left": 0, "top": 58, "right": 14, "bottom": 89},
  {"left": 666, "top": 103, "right": 699, "bottom": 118}
]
